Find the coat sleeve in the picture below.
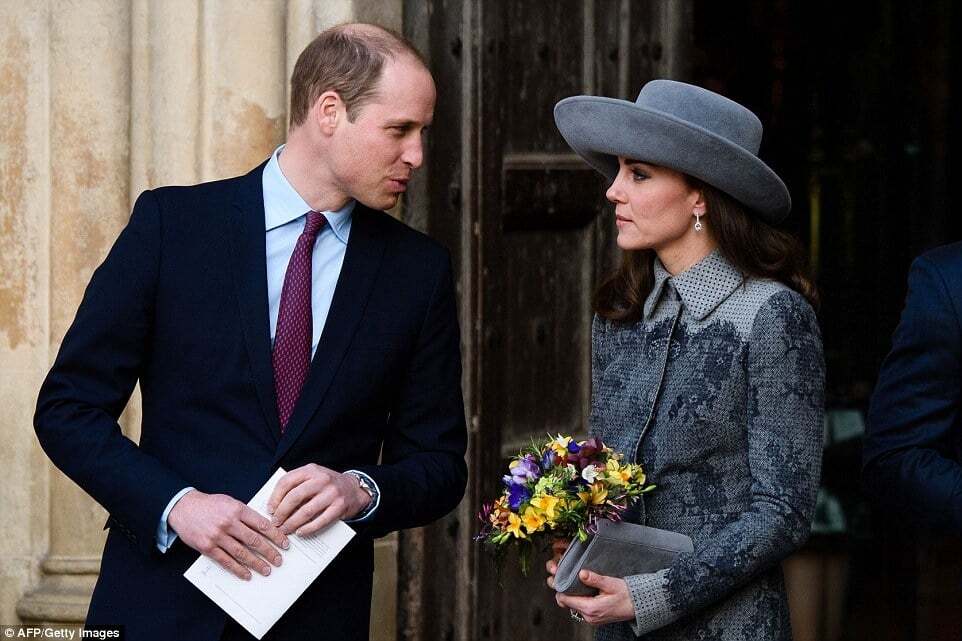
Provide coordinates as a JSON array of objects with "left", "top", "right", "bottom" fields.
[
  {"left": 624, "top": 290, "right": 825, "bottom": 635},
  {"left": 34, "top": 190, "right": 190, "bottom": 557},
  {"left": 352, "top": 251, "right": 468, "bottom": 538},
  {"left": 863, "top": 255, "right": 962, "bottom": 534}
]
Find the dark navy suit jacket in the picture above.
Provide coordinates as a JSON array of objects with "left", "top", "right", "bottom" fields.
[
  {"left": 864, "top": 242, "right": 962, "bottom": 535},
  {"left": 34, "top": 162, "right": 468, "bottom": 641}
]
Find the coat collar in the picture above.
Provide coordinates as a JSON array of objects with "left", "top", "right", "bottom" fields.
[
  {"left": 228, "top": 160, "right": 281, "bottom": 443},
  {"left": 644, "top": 249, "right": 745, "bottom": 321}
]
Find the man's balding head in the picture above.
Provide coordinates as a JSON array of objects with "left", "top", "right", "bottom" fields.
[{"left": 289, "top": 22, "right": 429, "bottom": 128}]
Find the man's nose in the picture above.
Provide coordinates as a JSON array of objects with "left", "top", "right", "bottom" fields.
[{"left": 401, "top": 137, "right": 424, "bottom": 169}]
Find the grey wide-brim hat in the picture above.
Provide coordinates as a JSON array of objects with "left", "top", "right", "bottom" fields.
[{"left": 554, "top": 79, "right": 791, "bottom": 223}]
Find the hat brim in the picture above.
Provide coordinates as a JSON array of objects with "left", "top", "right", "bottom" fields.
[{"left": 554, "top": 96, "right": 791, "bottom": 223}]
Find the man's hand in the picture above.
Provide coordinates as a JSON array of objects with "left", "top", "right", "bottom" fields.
[
  {"left": 266, "top": 464, "right": 372, "bottom": 537},
  {"left": 167, "top": 490, "right": 289, "bottom": 581}
]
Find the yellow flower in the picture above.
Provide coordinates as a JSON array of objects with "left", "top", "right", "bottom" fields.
[
  {"left": 530, "top": 494, "right": 560, "bottom": 520},
  {"left": 506, "top": 512, "right": 526, "bottom": 538},
  {"left": 606, "top": 459, "right": 631, "bottom": 485},
  {"left": 549, "top": 435, "right": 572, "bottom": 456},
  {"left": 577, "top": 482, "right": 608, "bottom": 505},
  {"left": 632, "top": 466, "right": 647, "bottom": 486},
  {"left": 522, "top": 507, "right": 546, "bottom": 533}
]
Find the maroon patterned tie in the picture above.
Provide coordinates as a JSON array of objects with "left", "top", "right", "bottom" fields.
[{"left": 273, "top": 211, "right": 326, "bottom": 432}]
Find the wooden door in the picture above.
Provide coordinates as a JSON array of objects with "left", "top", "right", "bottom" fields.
[{"left": 402, "top": 2, "right": 691, "bottom": 639}]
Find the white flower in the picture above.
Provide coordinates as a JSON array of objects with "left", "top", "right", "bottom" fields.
[
  {"left": 581, "top": 465, "right": 599, "bottom": 483},
  {"left": 566, "top": 464, "right": 578, "bottom": 480}
]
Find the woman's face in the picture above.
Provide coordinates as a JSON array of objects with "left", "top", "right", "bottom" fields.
[{"left": 605, "top": 157, "right": 704, "bottom": 252}]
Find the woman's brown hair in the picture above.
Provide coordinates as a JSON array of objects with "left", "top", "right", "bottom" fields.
[{"left": 594, "top": 177, "right": 818, "bottom": 323}]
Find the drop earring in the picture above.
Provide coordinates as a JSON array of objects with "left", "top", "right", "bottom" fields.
[{"left": 694, "top": 211, "right": 704, "bottom": 232}]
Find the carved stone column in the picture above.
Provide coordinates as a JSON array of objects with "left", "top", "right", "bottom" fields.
[
  {"left": 16, "top": 0, "right": 132, "bottom": 626},
  {"left": 0, "top": 0, "right": 52, "bottom": 627}
]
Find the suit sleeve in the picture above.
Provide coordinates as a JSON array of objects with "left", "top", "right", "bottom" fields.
[
  {"left": 34, "top": 190, "right": 190, "bottom": 557},
  {"left": 352, "top": 252, "right": 468, "bottom": 537},
  {"left": 864, "top": 255, "right": 962, "bottom": 534},
  {"left": 625, "top": 290, "right": 825, "bottom": 635}
]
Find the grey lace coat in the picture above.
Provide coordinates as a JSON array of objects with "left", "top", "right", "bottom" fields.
[{"left": 591, "top": 250, "right": 825, "bottom": 641}]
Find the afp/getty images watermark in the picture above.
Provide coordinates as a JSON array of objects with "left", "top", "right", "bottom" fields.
[{"left": 1, "top": 626, "right": 123, "bottom": 640}]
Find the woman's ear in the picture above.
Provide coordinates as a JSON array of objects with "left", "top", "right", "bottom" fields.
[{"left": 692, "top": 190, "right": 707, "bottom": 218}]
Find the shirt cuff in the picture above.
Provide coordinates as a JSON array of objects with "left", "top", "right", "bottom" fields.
[
  {"left": 156, "top": 486, "right": 195, "bottom": 553},
  {"left": 342, "top": 470, "right": 380, "bottom": 523},
  {"left": 626, "top": 568, "right": 675, "bottom": 636}
]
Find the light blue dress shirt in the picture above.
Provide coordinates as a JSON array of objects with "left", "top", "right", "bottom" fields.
[{"left": 155, "top": 145, "right": 379, "bottom": 552}]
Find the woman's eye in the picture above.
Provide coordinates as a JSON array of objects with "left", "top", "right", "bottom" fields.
[{"left": 631, "top": 170, "right": 648, "bottom": 182}]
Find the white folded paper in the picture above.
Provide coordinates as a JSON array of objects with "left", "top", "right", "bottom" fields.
[{"left": 184, "top": 468, "right": 356, "bottom": 639}]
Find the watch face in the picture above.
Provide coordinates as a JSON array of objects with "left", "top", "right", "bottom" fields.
[{"left": 354, "top": 475, "right": 374, "bottom": 496}]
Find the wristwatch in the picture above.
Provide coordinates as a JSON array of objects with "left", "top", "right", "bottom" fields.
[{"left": 344, "top": 470, "right": 379, "bottom": 517}]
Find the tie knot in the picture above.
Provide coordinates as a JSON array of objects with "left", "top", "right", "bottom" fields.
[{"left": 303, "top": 211, "right": 326, "bottom": 238}]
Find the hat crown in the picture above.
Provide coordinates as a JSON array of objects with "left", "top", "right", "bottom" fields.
[{"left": 636, "top": 80, "right": 763, "bottom": 155}]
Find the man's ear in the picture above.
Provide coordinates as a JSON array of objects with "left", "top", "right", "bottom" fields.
[{"left": 312, "top": 91, "right": 342, "bottom": 136}]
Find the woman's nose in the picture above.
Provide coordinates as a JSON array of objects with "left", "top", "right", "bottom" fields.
[{"left": 606, "top": 178, "right": 625, "bottom": 204}]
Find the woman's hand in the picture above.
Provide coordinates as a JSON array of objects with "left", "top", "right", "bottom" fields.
[
  {"left": 545, "top": 538, "right": 570, "bottom": 589},
  {"left": 551, "top": 538, "right": 570, "bottom": 564},
  {"left": 553, "top": 570, "right": 635, "bottom": 626}
]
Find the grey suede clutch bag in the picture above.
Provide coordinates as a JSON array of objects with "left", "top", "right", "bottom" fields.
[{"left": 554, "top": 520, "right": 694, "bottom": 596}]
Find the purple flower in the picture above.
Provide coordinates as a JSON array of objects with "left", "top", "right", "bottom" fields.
[
  {"left": 580, "top": 437, "right": 602, "bottom": 459},
  {"left": 507, "top": 483, "right": 531, "bottom": 511},
  {"left": 542, "top": 450, "right": 555, "bottom": 470},
  {"left": 509, "top": 455, "right": 541, "bottom": 484},
  {"left": 567, "top": 441, "right": 581, "bottom": 454},
  {"left": 502, "top": 474, "right": 513, "bottom": 487}
]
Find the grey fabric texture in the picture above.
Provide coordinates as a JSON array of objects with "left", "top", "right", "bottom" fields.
[
  {"left": 555, "top": 521, "right": 693, "bottom": 595},
  {"left": 590, "top": 250, "right": 825, "bottom": 641},
  {"left": 553, "top": 79, "right": 791, "bottom": 223}
]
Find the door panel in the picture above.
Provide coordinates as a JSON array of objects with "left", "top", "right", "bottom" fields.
[{"left": 403, "top": 2, "right": 690, "bottom": 638}]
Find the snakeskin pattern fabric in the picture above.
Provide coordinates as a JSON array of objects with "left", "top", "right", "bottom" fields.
[{"left": 590, "top": 250, "right": 825, "bottom": 641}]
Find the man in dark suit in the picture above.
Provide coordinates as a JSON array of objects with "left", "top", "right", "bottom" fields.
[
  {"left": 34, "top": 23, "right": 467, "bottom": 641},
  {"left": 864, "top": 242, "right": 962, "bottom": 535}
]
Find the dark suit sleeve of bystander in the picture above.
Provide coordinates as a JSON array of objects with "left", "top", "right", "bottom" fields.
[{"left": 864, "top": 252, "right": 962, "bottom": 534}]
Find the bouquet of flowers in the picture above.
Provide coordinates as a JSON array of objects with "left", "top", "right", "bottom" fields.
[{"left": 475, "top": 434, "right": 654, "bottom": 575}]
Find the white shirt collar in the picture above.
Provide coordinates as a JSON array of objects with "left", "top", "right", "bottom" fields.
[{"left": 262, "top": 144, "right": 354, "bottom": 243}]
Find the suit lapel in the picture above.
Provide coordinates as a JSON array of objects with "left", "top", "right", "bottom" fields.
[
  {"left": 228, "top": 161, "right": 283, "bottom": 443},
  {"left": 272, "top": 204, "right": 387, "bottom": 465}
]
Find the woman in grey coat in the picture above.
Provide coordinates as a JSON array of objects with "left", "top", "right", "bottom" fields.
[{"left": 545, "top": 80, "right": 825, "bottom": 640}]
